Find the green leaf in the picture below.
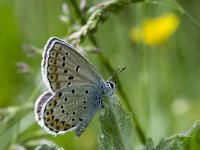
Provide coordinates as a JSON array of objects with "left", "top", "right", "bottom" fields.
[
  {"left": 156, "top": 121, "right": 200, "bottom": 150},
  {"left": 144, "top": 121, "right": 200, "bottom": 150},
  {"left": 99, "top": 96, "right": 134, "bottom": 150},
  {"left": 143, "top": 138, "right": 155, "bottom": 150}
]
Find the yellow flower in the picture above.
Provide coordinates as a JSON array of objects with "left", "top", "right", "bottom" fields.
[{"left": 131, "top": 13, "right": 180, "bottom": 46}]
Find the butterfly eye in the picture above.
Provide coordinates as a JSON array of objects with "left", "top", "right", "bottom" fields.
[
  {"left": 107, "top": 81, "right": 115, "bottom": 89},
  {"left": 110, "top": 83, "right": 114, "bottom": 88}
]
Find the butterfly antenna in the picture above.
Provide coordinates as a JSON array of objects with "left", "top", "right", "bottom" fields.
[{"left": 108, "top": 66, "right": 126, "bottom": 81}]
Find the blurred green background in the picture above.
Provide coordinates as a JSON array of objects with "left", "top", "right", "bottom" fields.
[{"left": 0, "top": 0, "right": 200, "bottom": 149}]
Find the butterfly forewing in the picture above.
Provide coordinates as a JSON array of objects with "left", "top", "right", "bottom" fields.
[{"left": 42, "top": 37, "right": 105, "bottom": 92}]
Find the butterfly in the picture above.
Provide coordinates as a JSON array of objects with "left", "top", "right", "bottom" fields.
[{"left": 34, "top": 37, "right": 116, "bottom": 136}]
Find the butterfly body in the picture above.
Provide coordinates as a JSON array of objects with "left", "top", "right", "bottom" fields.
[{"left": 35, "top": 37, "right": 114, "bottom": 136}]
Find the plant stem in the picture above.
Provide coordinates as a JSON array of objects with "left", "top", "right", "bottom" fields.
[{"left": 68, "top": 0, "right": 86, "bottom": 24}]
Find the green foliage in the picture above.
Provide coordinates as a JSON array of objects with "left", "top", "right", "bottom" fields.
[
  {"left": 99, "top": 97, "right": 134, "bottom": 150},
  {"left": 144, "top": 121, "right": 200, "bottom": 150},
  {"left": 157, "top": 121, "right": 200, "bottom": 150},
  {"left": 0, "top": 0, "right": 200, "bottom": 149}
]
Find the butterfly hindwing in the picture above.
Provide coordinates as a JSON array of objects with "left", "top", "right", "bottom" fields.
[
  {"left": 40, "top": 85, "right": 103, "bottom": 136},
  {"left": 42, "top": 37, "right": 105, "bottom": 92},
  {"left": 35, "top": 91, "right": 53, "bottom": 121}
]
